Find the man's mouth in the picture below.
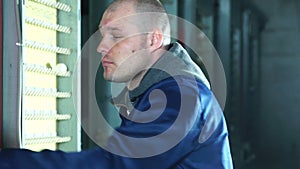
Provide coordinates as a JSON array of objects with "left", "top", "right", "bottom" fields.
[{"left": 102, "top": 59, "right": 114, "bottom": 67}]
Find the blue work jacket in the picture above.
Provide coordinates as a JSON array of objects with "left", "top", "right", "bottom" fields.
[{"left": 0, "top": 43, "right": 233, "bottom": 169}]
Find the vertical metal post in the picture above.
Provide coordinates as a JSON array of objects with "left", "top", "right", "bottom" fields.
[
  {"left": 214, "top": 0, "right": 231, "bottom": 111},
  {"left": 177, "top": 0, "right": 197, "bottom": 44},
  {"left": 0, "top": 0, "right": 3, "bottom": 148},
  {"left": 241, "top": 10, "right": 251, "bottom": 119},
  {"left": 2, "top": 0, "right": 22, "bottom": 148}
]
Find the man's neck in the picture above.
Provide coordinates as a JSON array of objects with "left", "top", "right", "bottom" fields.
[
  {"left": 126, "top": 69, "right": 148, "bottom": 91},
  {"left": 126, "top": 45, "right": 168, "bottom": 91}
]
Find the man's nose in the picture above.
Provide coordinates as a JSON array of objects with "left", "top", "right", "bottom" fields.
[{"left": 97, "top": 39, "right": 108, "bottom": 55}]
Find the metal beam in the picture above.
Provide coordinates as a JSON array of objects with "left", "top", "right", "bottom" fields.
[
  {"left": 2, "top": 0, "right": 22, "bottom": 148},
  {"left": 0, "top": 0, "right": 3, "bottom": 149},
  {"left": 214, "top": 0, "right": 231, "bottom": 110}
]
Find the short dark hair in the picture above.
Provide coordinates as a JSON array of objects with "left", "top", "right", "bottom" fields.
[
  {"left": 108, "top": 0, "right": 171, "bottom": 45},
  {"left": 108, "top": 0, "right": 167, "bottom": 13}
]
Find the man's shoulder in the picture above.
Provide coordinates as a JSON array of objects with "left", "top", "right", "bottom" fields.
[
  {"left": 144, "top": 75, "right": 212, "bottom": 99},
  {"left": 151, "top": 75, "right": 210, "bottom": 90}
]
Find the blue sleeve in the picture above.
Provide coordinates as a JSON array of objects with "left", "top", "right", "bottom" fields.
[
  {"left": 97, "top": 79, "right": 210, "bottom": 169},
  {"left": 0, "top": 78, "right": 232, "bottom": 169},
  {"left": 0, "top": 148, "right": 111, "bottom": 169}
]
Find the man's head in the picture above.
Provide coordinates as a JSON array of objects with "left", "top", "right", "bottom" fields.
[
  {"left": 97, "top": 0, "right": 170, "bottom": 86},
  {"left": 106, "top": 0, "right": 171, "bottom": 45}
]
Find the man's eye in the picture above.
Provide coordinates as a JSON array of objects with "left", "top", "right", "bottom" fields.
[{"left": 113, "top": 36, "right": 123, "bottom": 39}]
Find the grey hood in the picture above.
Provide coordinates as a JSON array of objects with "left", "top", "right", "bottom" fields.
[
  {"left": 112, "top": 42, "right": 210, "bottom": 107},
  {"left": 129, "top": 42, "right": 210, "bottom": 98}
]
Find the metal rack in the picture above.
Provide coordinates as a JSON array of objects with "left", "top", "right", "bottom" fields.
[{"left": 21, "top": 0, "right": 80, "bottom": 151}]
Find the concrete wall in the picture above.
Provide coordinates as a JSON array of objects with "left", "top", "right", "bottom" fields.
[{"left": 249, "top": 0, "right": 300, "bottom": 168}]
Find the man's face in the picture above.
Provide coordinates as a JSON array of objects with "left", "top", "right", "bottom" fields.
[{"left": 97, "top": 3, "right": 152, "bottom": 83}]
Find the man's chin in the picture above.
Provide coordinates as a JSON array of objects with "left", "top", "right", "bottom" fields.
[
  {"left": 103, "top": 73, "right": 112, "bottom": 81},
  {"left": 103, "top": 74, "right": 125, "bottom": 83}
]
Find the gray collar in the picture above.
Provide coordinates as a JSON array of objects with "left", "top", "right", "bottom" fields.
[{"left": 112, "top": 42, "right": 210, "bottom": 108}]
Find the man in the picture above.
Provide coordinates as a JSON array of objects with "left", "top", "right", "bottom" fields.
[{"left": 0, "top": 0, "right": 233, "bottom": 168}]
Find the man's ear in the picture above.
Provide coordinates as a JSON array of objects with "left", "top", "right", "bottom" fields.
[{"left": 148, "top": 29, "right": 163, "bottom": 51}]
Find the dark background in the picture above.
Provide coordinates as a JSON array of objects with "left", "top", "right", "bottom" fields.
[{"left": 81, "top": 0, "right": 300, "bottom": 168}]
